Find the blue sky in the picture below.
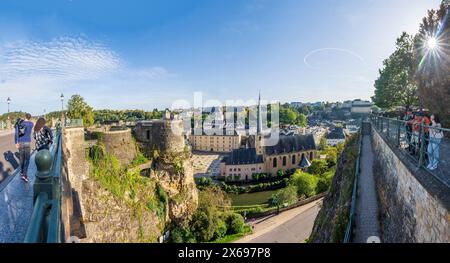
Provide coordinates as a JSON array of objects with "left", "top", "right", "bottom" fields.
[{"left": 0, "top": 0, "right": 442, "bottom": 114}]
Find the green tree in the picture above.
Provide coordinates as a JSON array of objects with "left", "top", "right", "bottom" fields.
[
  {"left": 414, "top": 2, "right": 450, "bottom": 127},
  {"left": 226, "top": 213, "right": 245, "bottom": 234},
  {"left": 67, "top": 94, "right": 94, "bottom": 127},
  {"left": 268, "top": 185, "right": 298, "bottom": 207},
  {"left": 372, "top": 32, "right": 419, "bottom": 110},
  {"left": 307, "top": 159, "right": 328, "bottom": 176},
  {"left": 290, "top": 171, "right": 318, "bottom": 198}
]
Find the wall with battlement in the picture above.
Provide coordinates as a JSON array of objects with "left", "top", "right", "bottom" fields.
[
  {"left": 134, "top": 120, "right": 187, "bottom": 157},
  {"left": 371, "top": 124, "right": 450, "bottom": 242},
  {"left": 100, "top": 128, "right": 137, "bottom": 166}
]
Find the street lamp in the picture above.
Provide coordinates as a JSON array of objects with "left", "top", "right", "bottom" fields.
[
  {"left": 6, "top": 97, "right": 11, "bottom": 120},
  {"left": 60, "top": 93, "right": 64, "bottom": 112},
  {"left": 60, "top": 93, "right": 65, "bottom": 126}
]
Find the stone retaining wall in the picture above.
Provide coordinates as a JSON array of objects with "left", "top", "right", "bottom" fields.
[{"left": 371, "top": 124, "right": 450, "bottom": 242}]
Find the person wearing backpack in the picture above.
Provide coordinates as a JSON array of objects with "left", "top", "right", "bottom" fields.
[
  {"left": 14, "top": 113, "right": 34, "bottom": 182},
  {"left": 33, "top": 118, "right": 53, "bottom": 152}
]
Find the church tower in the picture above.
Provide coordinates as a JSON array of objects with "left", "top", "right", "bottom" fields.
[{"left": 255, "top": 91, "right": 264, "bottom": 155}]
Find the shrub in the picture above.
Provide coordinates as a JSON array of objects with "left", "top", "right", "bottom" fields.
[
  {"left": 170, "top": 227, "right": 196, "bottom": 243},
  {"left": 290, "top": 171, "right": 318, "bottom": 198},
  {"left": 268, "top": 185, "right": 297, "bottom": 207},
  {"left": 226, "top": 213, "right": 245, "bottom": 234},
  {"left": 214, "top": 219, "right": 228, "bottom": 239},
  {"left": 307, "top": 159, "right": 328, "bottom": 176}
]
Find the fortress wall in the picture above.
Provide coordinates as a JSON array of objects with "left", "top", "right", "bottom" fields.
[
  {"left": 134, "top": 120, "right": 186, "bottom": 156},
  {"left": 61, "top": 127, "right": 89, "bottom": 241},
  {"left": 101, "top": 129, "right": 137, "bottom": 166},
  {"left": 371, "top": 124, "right": 450, "bottom": 242}
]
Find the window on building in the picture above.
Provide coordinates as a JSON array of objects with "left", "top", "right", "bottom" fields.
[
  {"left": 273, "top": 158, "right": 277, "bottom": 168},
  {"left": 310, "top": 151, "right": 314, "bottom": 160},
  {"left": 282, "top": 156, "right": 286, "bottom": 166},
  {"left": 238, "top": 168, "right": 241, "bottom": 171},
  {"left": 146, "top": 130, "right": 150, "bottom": 140},
  {"left": 292, "top": 155, "right": 296, "bottom": 164}
]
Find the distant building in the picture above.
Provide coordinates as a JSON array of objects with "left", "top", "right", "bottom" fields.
[
  {"left": 326, "top": 127, "right": 346, "bottom": 146},
  {"left": 351, "top": 99, "right": 373, "bottom": 114},
  {"left": 220, "top": 134, "right": 317, "bottom": 180},
  {"left": 290, "top": 102, "right": 303, "bottom": 108},
  {"left": 189, "top": 131, "right": 241, "bottom": 153}
]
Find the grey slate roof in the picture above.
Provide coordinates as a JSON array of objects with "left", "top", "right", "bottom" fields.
[
  {"left": 326, "top": 127, "right": 346, "bottom": 140},
  {"left": 223, "top": 148, "right": 264, "bottom": 165},
  {"left": 264, "top": 134, "right": 316, "bottom": 156},
  {"left": 299, "top": 154, "right": 311, "bottom": 168}
]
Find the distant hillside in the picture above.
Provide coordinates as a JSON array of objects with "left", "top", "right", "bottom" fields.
[{"left": 308, "top": 133, "right": 359, "bottom": 243}]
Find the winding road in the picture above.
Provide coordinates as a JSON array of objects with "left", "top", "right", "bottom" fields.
[{"left": 235, "top": 198, "right": 323, "bottom": 243}]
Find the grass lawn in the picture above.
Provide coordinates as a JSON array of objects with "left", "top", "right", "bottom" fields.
[
  {"left": 211, "top": 225, "right": 253, "bottom": 243},
  {"left": 228, "top": 190, "right": 277, "bottom": 206}
]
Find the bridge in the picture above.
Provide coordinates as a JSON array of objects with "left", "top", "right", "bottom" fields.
[{"left": 0, "top": 116, "right": 448, "bottom": 243}]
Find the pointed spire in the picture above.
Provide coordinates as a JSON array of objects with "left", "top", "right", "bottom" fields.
[{"left": 257, "top": 90, "right": 262, "bottom": 134}]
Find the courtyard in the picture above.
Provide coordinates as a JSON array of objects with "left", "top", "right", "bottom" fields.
[{"left": 191, "top": 151, "right": 225, "bottom": 178}]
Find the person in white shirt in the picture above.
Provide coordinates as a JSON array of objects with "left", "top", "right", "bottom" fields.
[{"left": 427, "top": 114, "right": 443, "bottom": 170}]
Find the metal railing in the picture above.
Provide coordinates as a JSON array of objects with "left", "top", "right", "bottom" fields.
[
  {"left": 24, "top": 126, "right": 63, "bottom": 243},
  {"left": 370, "top": 115, "right": 450, "bottom": 188},
  {"left": 343, "top": 125, "right": 363, "bottom": 243}
]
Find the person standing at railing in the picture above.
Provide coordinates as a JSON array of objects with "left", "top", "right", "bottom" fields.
[
  {"left": 411, "top": 111, "right": 430, "bottom": 157},
  {"left": 427, "top": 114, "right": 443, "bottom": 171},
  {"left": 404, "top": 108, "right": 414, "bottom": 152},
  {"left": 14, "top": 113, "right": 34, "bottom": 183},
  {"left": 33, "top": 118, "right": 53, "bottom": 152}
]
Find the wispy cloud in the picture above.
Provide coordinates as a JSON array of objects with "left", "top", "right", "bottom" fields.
[
  {"left": 0, "top": 36, "right": 120, "bottom": 82},
  {"left": 0, "top": 36, "right": 173, "bottom": 113}
]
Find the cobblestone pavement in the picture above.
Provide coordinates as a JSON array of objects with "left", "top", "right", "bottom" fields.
[
  {"left": 353, "top": 135, "right": 381, "bottom": 243},
  {"left": 0, "top": 132, "right": 18, "bottom": 184},
  {"left": 0, "top": 152, "right": 37, "bottom": 243},
  {"left": 191, "top": 152, "right": 224, "bottom": 178}
]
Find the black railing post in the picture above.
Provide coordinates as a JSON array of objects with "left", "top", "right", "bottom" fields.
[{"left": 418, "top": 120, "right": 426, "bottom": 168}]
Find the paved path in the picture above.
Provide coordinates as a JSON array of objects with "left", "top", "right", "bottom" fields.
[
  {"left": 235, "top": 199, "right": 323, "bottom": 243},
  {"left": 0, "top": 131, "right": 19, "bottom": 183},
  {"left": 353, "top": 135, "right": 381, "bottom": 243},
  {"left": 0, "top": 152, "right": 37, "bottom": 243}
]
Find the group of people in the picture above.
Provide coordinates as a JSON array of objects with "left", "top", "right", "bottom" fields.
[
  {"left": 403, "top": 109, "right": 444, "bottom": 171},
  {"left": 14, "top": 114, "right": 53, "bottom": 182}
]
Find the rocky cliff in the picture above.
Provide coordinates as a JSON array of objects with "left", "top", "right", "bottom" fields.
[
  {"left": 151, "top": 150, "right": 198, "bottom": 225},
  {"left": 308, "top": 134, "right": 359, "bottom": 243},
  {"left": 63, "top": 126, "right": 198, "bottom": 242}
]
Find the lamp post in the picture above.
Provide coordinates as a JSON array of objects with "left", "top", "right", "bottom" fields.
[
  {"left": 6, "top": 97, "right": 11, "bottom": 120},
  {"left": 60, "top": 93, "right": 65, "bottom": 127}
]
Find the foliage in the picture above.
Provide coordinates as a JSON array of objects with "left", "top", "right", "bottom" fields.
[
  {"left": 94, "top": 108, "right": 165, "bottom": 124},
  {"left": 372, "top": 32, "right": 419, "bottom": 110},
  {"left": 226, "top": 213, "right": 245, "bottom": 234},
  {"left": 221, "top": 178, "right": 288, "bottom": 194},
  {"left": 413, "top": 2, "right": 450, "bottom": 128},
  {"left": 289, "top": 171, "right": 318, "bottom": 198},
  {"left": 180, "top": 185, "right": 249, "bottom": 243},
  {"left": 0, "top": 111, "right": 27, "bottom": 122},
  {"left": 307, "top": 159, "right": 329, "bottom": 176},
  {"left": 170, "top": 227, "right": 196, "bottom": 243},
  {"left": 67, "top": 94, "right": 95, "bottom": 127},
  {"left": 268, "top": 185, "right": 298, "bottom": 207},
  {"left": 279, "top": 104, "right": 308, "bottom": 127},
  {"left": 321, "top": 146, "right": 338, "bottom": 168}
]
